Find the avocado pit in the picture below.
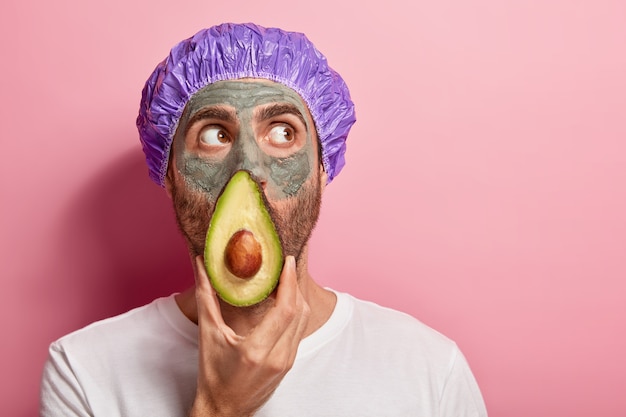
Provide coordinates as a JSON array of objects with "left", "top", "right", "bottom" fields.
[{"left": 224, "top": 229, "right": 263, "bottom": 279}]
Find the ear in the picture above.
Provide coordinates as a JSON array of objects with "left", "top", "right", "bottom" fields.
[
  {"left": 164, "top": 177, "right": 173, "bottom": 199},
  {"left": 319, "top": 164, "right": 329, "bottom": 191},
  {"left": 164, "top": 166, "right": 174, "bottom": 199},
  {"left": 164, "top": 150, "right": 176, "bottom": 199}
]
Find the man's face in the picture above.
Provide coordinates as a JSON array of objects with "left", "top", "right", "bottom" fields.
[{"left": 167, "top": 79, "right": 325, "bottom": 258}]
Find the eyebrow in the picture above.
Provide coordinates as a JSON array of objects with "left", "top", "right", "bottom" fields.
[
  {"left": 185, "top": 107, "right": 236, "bottom": 135},
  {"left": 256, "top": 103, "right": 307, "bottom": 128}
]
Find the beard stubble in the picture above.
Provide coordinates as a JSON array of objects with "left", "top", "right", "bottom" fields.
[{"left": 170, "top": 173, "right": 323, "bottom": 265}]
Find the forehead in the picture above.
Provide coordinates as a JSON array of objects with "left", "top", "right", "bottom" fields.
[{"left": 184, "top": 79, "right": 310, "bottom": 117}]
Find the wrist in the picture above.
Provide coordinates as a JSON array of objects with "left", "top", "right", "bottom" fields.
[{"left": 189, "top": 396, "right": 255, "bottom": 417}]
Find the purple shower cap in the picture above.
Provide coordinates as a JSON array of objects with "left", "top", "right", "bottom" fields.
[{"left": 137, "top": 22, "right": 356, "bottom": 186}]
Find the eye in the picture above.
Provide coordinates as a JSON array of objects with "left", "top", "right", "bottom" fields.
[
  {"left": 199, "top": 126, "right": 231, "bottom": 146},
  {"left": 267, "top": 124, "right": 295, "bottom": 145}
]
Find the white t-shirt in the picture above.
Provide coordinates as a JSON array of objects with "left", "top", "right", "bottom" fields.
[{"left": 40, "top": 291, "right": 487, "bottom": 416}]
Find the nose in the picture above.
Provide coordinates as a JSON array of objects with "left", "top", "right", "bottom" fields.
[{"left": 236, "top": 136, "right": 268, "bottom": 189}]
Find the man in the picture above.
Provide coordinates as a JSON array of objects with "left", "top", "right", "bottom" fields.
[{"left": 40, "top": 23, "right": 488, "bottom": 416}]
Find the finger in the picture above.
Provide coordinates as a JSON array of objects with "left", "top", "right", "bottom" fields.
[
  {"left": 249, "top": 256, "right": 310, "bottom": 355},
  {"left": 240, "top": 256, "right": 306, "bottom": 383},
  {"left": 192, "top": 254, "right": 212, "bottom": 292},
  {"left": 274, "top": 256, "right": 299, "bottom": 311},
  {"left": 194, "top": 256, "right": 230, "bottom": 331},
  {"left": 262, "top": 268, "right": 310, "bottom": 376},
  {"left": 245, "top": 256, "right": 298, "bottom": 346},
  {"left": 291, "top": 285, "right": 311, "bottom": 340},
  {"left": 277, "top": 256, "right": 311, "bottom": 341},
  {"left": 270, "top": 276, "right": 310, "bottom": 361}
]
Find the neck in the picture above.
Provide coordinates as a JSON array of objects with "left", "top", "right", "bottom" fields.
[{"left": 175, "top": 248, "right": 336, "bottom": 339}]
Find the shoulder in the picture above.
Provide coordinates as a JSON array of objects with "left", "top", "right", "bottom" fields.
[
  {"left": 48, "top": 294, "right": 191, "bottom": 360},
  {"left": 53, "top": 297, "right": 161, "bottom": 342},
  {"left": 326, "top": 291, "right": 487, "bottom": 415},
  {"left": 339, "top": 291, "right": 460, "bottom": 363},
  {"left": 41, "top": 295, "right": 199, "bottom": 416},
  {"left": 348, "top": 292, "right": 453, "bottom": 340}
]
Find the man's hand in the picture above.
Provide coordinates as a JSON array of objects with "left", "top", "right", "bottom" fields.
[{"left": 189, "top": 255, "right": 310, "bottom": 417}]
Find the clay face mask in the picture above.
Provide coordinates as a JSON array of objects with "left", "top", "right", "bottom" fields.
[{"left": 172, "top": 80, "right": 317, "bottom": 203}]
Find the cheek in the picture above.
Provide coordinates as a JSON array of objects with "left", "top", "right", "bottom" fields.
[
  {"left": 179, "top": 154, "right": 233, "bottom": 201},
  {"left": 267, "top": 151, "right": 312, "bottom": 198}
]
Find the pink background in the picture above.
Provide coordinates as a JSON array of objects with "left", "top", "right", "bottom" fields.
[{"left": 2, "top": 0, "right": 625, "bottom": 415}]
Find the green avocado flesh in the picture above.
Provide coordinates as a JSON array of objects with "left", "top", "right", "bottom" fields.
[{"left": 204, "top": 171, "right": 283, "bottom": 307}]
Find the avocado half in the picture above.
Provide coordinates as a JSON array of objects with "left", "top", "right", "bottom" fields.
[{"left": 204, "top": 171, "right": 283, "bottom": 307}]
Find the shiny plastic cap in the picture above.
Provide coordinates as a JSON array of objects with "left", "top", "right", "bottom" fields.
[{"left": 137, "top": 22, "right": 356, "bottom": 186}]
